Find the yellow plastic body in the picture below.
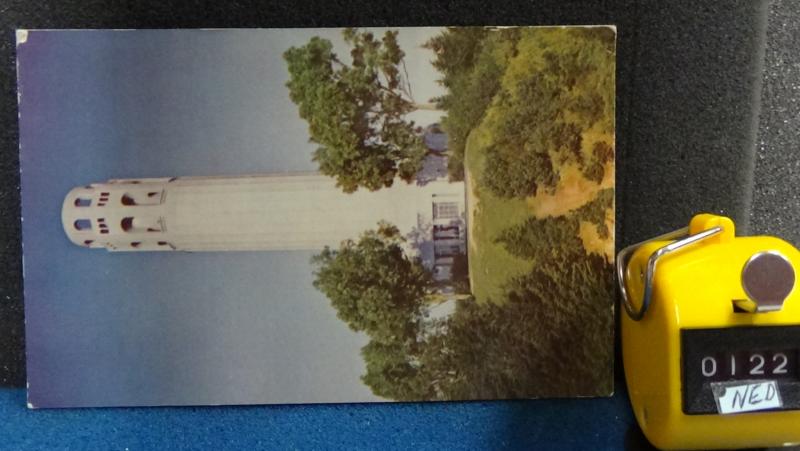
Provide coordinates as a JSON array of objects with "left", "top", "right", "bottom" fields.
[{"left": 622, "top": 214, "right": 800, "bottom": 450}]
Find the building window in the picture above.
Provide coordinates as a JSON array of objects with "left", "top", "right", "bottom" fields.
[
  {"left": 74, "top": 198, "right": 92, "bottom": 207},
  {"left": 433, "top": 264, "right": 452, "bottom": 281},
  {"left": 157, "top": 241, "right": 174, "bottom": 250},
  {"left": 121, "top": 216, "right": 162, "bottom": 233},
  {"left": 434, "top": 225, "right": 459, "bottom": 239},
  {"left": 433, "top": 202, "right": 459, "bottom": 220},
  {"left": 435, "top": 256, "right": 454, "bottom": 265},
  {"left": 434, "top": 243, "right": 461, "bottom": 257},
  {"left": 122, "top": 191, "right": 163, "bottom": 206},
  {"left": 73, "top": 219, "right": 92, "bottom": 231}
]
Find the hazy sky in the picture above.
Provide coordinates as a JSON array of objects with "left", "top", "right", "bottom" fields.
[{"left": 18, "top": 28, "right": 446, "bottom": 407}]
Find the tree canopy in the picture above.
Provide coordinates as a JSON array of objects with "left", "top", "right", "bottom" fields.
[
  {"left": 284, "top": 28, "right": 429, "bottom": 193},
  {"left": 425, "top": 27, "right": 615, "bottom": 195},
  {"left": 351, "top": 190, "right": 614, "bottom": 401},
  {"left": 357, "top": 246, "right": 614, "bottom": 400},
  {"left": 313, "top": 212, "right": 614, "bottom": 400},
  {"left": 359, "top": 340, "right": 433, "bottom": 401},
  {"left": 423, "top": 27, "right": 518, "bottom": 181},
  {"left": 311, "top": 222, "right": 431, "bottom": 344},
  {"left": 479, "top": 27, "right": 616, "bottom": 198},
  {"left": 495, "top": 188, "right": 614, "bottom": 260}
]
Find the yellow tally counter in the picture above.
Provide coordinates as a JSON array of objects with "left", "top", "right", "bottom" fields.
[{"left": 618, "top": 214, "right": 800, "bottom": 450}]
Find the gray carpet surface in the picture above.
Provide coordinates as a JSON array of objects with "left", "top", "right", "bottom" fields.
[
  {"left": 0, "top": 0, "right": 792, "bottom": 391},
  {"left": 751, "top": 0, "right": 800, "bottom": 244}
]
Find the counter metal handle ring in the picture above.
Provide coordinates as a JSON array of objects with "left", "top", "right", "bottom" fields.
[{"left": 616, "top": 225, "right": 723, "bottom": 321}]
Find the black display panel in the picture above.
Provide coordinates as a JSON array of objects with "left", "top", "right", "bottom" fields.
[{"left": 682, "top": 326, "right": 800, "bottom": 415}]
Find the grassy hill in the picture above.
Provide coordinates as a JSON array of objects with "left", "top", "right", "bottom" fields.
[
  {"left": 453, "top": 27, "right": 615, "bottom": 304},
  {"left": 464, "top": 119, "right": 534, "bottom": 304}
]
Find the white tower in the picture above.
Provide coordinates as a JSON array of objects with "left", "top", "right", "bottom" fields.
[{"left": 62, "top": 173, "right": 466, "bottom": 277}]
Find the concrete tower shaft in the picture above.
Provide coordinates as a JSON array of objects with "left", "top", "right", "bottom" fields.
[{"left": 61, "top": 173, "right": 466, "bottom": 254}]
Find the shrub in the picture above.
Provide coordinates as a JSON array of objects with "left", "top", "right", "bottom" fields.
[
  {"left": 479, "top": 27, "right": 616, "bottom": 198},
  {"left": 575, "top": 188, "right": 614, "bottom": 239},
  {"left": 425, "top": 28, "right": 520, "bottom": 181}
]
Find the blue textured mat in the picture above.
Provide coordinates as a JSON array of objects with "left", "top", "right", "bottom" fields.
[{"left": 0, "top": 388, "right": 635, "bottom": 449}]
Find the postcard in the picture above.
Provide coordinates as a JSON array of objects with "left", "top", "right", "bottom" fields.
[{"left": 16, "top": 26, "right": 616, "bottom": 407}]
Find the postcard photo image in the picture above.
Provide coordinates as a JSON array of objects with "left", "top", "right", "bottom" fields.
[{"left": 16, "top": 26, "right": 616, "bottom": 407}]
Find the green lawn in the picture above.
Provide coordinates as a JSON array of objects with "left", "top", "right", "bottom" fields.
[{"left": 464, "top": 124, "right": 534, "bottom": 305}]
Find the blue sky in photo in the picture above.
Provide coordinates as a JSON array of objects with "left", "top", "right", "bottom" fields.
[{"left": 17, "top": 28, "right": 446, "bottom": 407}]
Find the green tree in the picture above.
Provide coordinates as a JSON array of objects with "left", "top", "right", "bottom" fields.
[
  {"left": 285, "top": 28, "right": 435, "bottom": 193},
  {"left": 424, "top": 27, "right": 489, "bottom": 86},
  {"left": 360, "top": 313, "right": 472, "bottom": 401},
  {"left": 311, "top": 222, "right": 432, "bottom": 343},
  {"left": 479, "top": 27, "right": 616, "bottom": 198},
  {"left": 495, "top": 188, "right": 613, "bottom": 259},
  {"left": 481, "top": 141, "right": 558, "bottom": 199},
  {"left": 575, "top": 188, "right": 614, "bottom": 238},
  {"left": 360, "top": 340, "right": 432, "bottom": 401},
  {"left": 424, "top": 27, "right": 519, "bottom": 181},
  {"left": 421, "top": 252, "right": 613, "bottom": 400},
  {"left": 584, "top": 141, "right": 614, "bottom": 183},
  {"left": 495, "top": 250, "right": 614, "bottom": 397},
  {"left": 353, "top": 232, "right": 614, "bottom": 400},
  {"left": 495, "top": 213, "right": 583, "bottom": 262},
  {"left": 365, "top": 244, "right": 614, "bottom": 401}
]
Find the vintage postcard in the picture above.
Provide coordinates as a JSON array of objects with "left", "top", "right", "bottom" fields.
[{"left": 16, "top": 27, "right": 616, "bottom": 407}]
